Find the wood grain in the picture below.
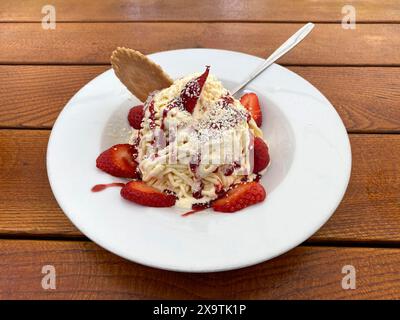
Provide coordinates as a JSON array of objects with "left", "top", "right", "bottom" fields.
[
  {"left": 292, "top": 67, "right": 400, "bottom": 133},
  {"left": 312, "top": 134, "right": 400, "bottom": 243},
  {"left": 0, "top": 130, "right": 399, "bottom": 242},
  {"left": 1, "top": 66, "right": 399, "bottom": 131},
  {"left": 0, "top": 130, "right": 79, "bottom": 237},
  {"left": 0, "top": 66, "right": 107, "bottom": 128},
  {"left": 1, "top": 0, "right": 399, "bottom": 22},
  {"left": 1, "top": 240, "right": 400, "bottom": 299},
  {"left": 1, "top": 23, "right": 400, "bottom": 65}
]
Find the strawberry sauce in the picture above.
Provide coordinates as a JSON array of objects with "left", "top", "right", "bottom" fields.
[
  {"left": 192, "top": 182, "right": 204, "bottom": 199},
  {"left": 223, "top": 161, "right": 241, "bottom": 176},
  {"left": 148, "top": 101, "right": 157, "bottom": 130},
  {"left": 189, "top": 153, "right": 201, "bottom": 174},
  {"left": 189, "top": 163, "right": 199, "bottom": 174},
  {"left": 160, "top": 98, "right": 182, "bottom": 130},
  {"left": 91, "top": 182, "right": 125, "bottom": 192},
  {"left": 182, "top": 202, "right": 210, "bottom": 217},
  {"left": 182, "top": 209, "right": 201, "bottom": 217},
  {"left": 224, "top": 166, "right": 234, "bottom": 176}
]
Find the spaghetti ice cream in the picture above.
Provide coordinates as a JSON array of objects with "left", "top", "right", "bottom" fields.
[
  {"left": 96, "top": 49, "right": 269, "bottom": 213},
  {"left": 132, "top": 68, "right": 264, "bottom": 208}
]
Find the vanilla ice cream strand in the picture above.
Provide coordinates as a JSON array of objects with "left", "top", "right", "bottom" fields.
[{"left": 169, "top": 168, "right": 195, "bottom": 186}]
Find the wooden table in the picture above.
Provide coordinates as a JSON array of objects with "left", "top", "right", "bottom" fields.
[{"left": 0, "top": 0, "right": 399, "bottom": 299}]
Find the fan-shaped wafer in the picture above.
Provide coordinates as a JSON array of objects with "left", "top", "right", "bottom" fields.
[{"left": 111, "top": 47, "right": 173, "bottom": 102}]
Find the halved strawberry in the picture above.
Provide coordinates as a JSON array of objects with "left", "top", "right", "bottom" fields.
[
  {"left": 128, "top": 104, "right": 144, "bottom": 129},
  {"left": 253, "top": 137, "right": 270, "bottom": 173},
  {"left": 180, "top": 66, "right": 210, "bottom": 113},
  {"left": 240, "top": 93, "right": 262, "bottom": 127},
  {"left": 212, "top": 182, "right": 266, "bottom": 213},
  {"left": 121, "top": 181, "right": 176, "bottom": 207},
  {"left": 96, "top": 144, "right": 139, "bottom": 178}
]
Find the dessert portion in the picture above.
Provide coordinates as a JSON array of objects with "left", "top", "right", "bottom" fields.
[{"left": 95, "top": 48, "right": 270, "bottom": 214}]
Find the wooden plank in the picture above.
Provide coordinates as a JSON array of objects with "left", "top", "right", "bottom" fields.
[
  {"left": 312, "top": 135, "right": 400, "bottom": 243},
  {"left": 1, "top": 23, "right": 400, "bottom": 65},
  {"left": 291, "top": 67, "right": 400, "bottom": 133},
  {"left": 0, "top": 130, "right": 399, "bottom": 242},
  {"left": 0, "top": 130, "right": 80, "bottom": 237},
  {"left": 0, "top": 240, "right": 400, "bottom": 299},
  {"left": 1, "top": 65, "right": 399, "bottom": 132},
  {"left": 0, "top": 66, "right": 107, "bottom": 128},
  {"left": 1, "top": 0, "right": 399, "bottom": 22}
]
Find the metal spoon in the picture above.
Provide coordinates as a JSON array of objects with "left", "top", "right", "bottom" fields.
[{"left": 231, "top": 22, "right": 315, "bottom": 96}]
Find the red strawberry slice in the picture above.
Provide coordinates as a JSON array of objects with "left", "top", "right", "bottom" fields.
[
  {"left": 121, "top": 181, "right": 176, "bottom": 207},
  {"left": 253, "top": 137, "right": 270, "bottom": 173},
  {"left": 212, "top": 182, "right": 266, "bottom": 213},
  {"left": 240, "top": 93, "right": 262, "bottom": 127},
  {"left": 96, "top": 144, "right": 139, "bottom": 178},
  {"left": 128, "top": 104, "right": 144, "bottom": 129},
  {"left": 180, "top": 66, "right": 210, "bottom": 113}
]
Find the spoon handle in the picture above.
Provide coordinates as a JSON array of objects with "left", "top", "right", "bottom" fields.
[{"left": 231, "top": 22, "right": 315, "bottom": 96}]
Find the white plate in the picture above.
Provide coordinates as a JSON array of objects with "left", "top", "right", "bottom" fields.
[{"left": 47, "top": 49, "right": 351, "bottom": 272}]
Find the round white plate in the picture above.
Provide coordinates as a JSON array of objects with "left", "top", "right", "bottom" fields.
[{"left": 47, "top": 49, "right": 351, "bottom": 272}]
